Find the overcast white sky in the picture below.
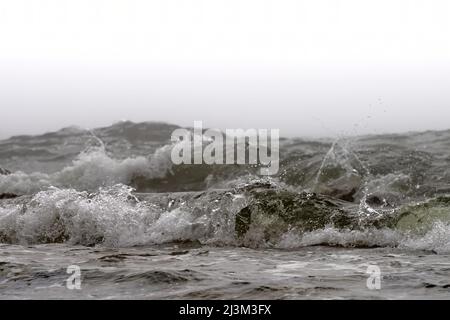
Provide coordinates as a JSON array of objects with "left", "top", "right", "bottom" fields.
[{"left": 1, "top": 0, "right": 450, "bottom": 138}]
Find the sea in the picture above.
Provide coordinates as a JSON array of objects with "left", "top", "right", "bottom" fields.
[{"left": 0, "top": 121, "right": 449, "bottom": 299}]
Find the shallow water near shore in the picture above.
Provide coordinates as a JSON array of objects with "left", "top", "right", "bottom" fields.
[{"left": 1, "top": 244, "right": 449, "bottom": 300}]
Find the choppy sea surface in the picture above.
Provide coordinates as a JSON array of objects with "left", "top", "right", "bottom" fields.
[{"left": 0, "top": 121, "right": 449, "bottom": 299}]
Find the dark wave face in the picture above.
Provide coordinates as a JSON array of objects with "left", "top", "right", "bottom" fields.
[{"left": 0, "top": 122, "right": 449, "bottom": 252}]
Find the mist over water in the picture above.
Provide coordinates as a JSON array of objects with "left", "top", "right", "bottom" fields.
[
  {"left": 2, "top": 1, "right": 450, "bottom": 139},
  {"left": 2, "top": 65, "right": 450, "bottom": 140}
]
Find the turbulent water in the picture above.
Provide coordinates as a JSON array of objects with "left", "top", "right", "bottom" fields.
[{"left": 0, "top": 121, "right": 449, "bottom": 299}]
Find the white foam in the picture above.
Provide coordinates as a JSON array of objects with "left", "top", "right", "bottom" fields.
[
  {"left": 278, "top": 227, "right": 403, "bottom": 249},
  {"left": 400, "top": 221, "right": 450, "bottom": 254},
  {"left": 1, "top": 181, "right": 449, "bottom": 253},
  {"left": 0, "top": 184, "right": 220, "bottom": 247},
  {"left": 277, "top": 224, "right": 450, "bottom": 254},
  {"left": 0, "top": 146, "right": 174, "bottom": 194}
]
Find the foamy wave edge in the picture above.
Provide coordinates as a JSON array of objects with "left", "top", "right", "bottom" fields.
[
  {"left": 1, "top": 185, "right": 449, "bottom": 253},
  {"left": 0, "top": 145, "right": 175, "bottom": 195}
]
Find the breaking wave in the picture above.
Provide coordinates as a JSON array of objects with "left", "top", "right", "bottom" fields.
[
  {"left": 0, "top": 146, "right": 174, "bottom": 195},
  {"left": 0, "top": 184, "right": 239, "bottom": 247},
  {"left": 278, "top": 224, "right": 450, "bottom": 254},
  {"left": 1, "top": 184, "right": 449, "bottom": 253},
  {"left": 1, "top": 122, "right": 450, "bottom": 254}
]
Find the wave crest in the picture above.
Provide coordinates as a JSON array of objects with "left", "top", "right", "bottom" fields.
[
  {"left": 0, "top": 147, "right": 173, "bottom": 195},
  {"left": 1, "top": 185, "right": 449, "bottom": 253}
]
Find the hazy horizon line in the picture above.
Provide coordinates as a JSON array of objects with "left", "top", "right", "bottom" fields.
[{"left": 2, "top": 119, "right": 449, "bottom": 142}]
